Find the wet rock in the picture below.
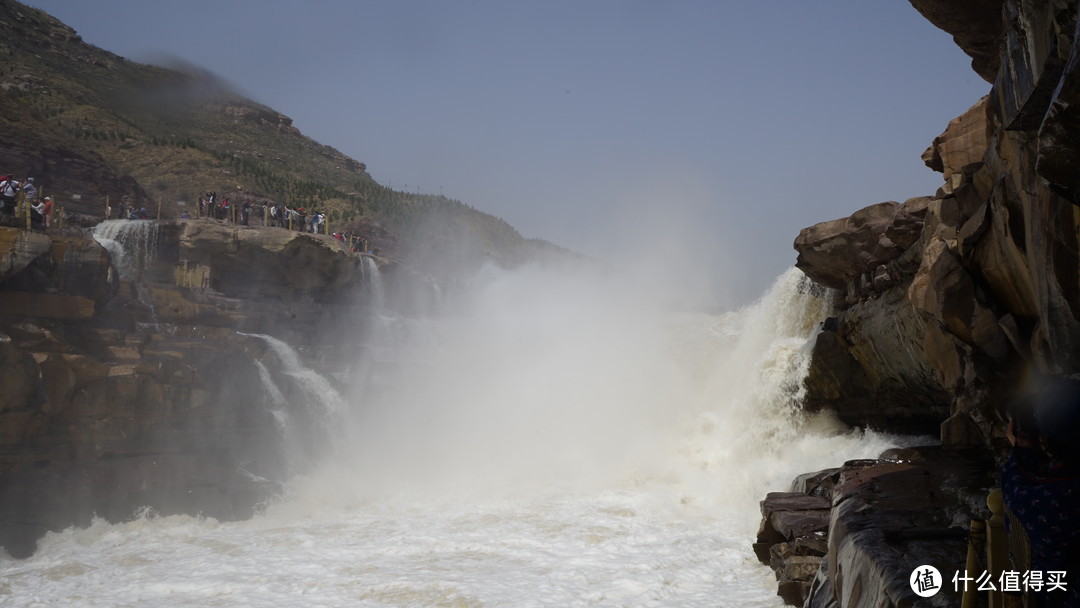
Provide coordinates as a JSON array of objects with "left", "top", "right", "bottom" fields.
[
  {"left": 759, "top": 449, "right": 994, "bottom": 608},
  {"left": 820, "top": 453, "right": 992, "bottom": 608},
  {"left": 791, "top": 468, "right": 841, "bottom": 498},
  {"left": 802, "top": 281, "right": 951, "bottom": 435},
  {"left": 755, "top": 488, "right": 834, "bottom": 606}
]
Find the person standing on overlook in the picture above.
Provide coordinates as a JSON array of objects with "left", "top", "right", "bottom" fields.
[
  {"left": 0, "top": 175, "right": 20, "bottom": 218},
  {"left": 21, "top": 177, "right": 37, "bottom": 203},
  {"left": 42, "top": 196, "right": 54, "bottom": 228}
]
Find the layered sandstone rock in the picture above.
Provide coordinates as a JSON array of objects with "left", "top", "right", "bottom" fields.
[
  {"left": 794, "top": 199, "right": 928, "bottom": 293},
  {"left": 0, "top": 220, "right": 380, "bottom": 557},
  {"left": 797, "top": 0, "right": 1080, "bottom": 447},
  {"left": 774, "top": 1, "right": 1080, "bottom": 606},
  {"left": 759, "top": 450, "right": 994, "bottom": 607}
]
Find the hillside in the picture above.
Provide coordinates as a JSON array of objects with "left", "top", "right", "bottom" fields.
[{"left": 0, "top": 0, "right": 568, "bottom": 272}]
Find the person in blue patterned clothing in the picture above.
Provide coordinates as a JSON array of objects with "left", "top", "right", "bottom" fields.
[{"left": 1002, "top": 376, "right": 1080, "bottom": 608}]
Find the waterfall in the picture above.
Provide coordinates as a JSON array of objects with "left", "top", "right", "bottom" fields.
[
  {"left": 359, "top": 255, "right": 385, "bottom": 310},
  {"left": 662, "top": 269, "right": 861, "bottom": 513},
  {"left": 315, "top": 264, "right": 863, "bottom": 503},
  {"left": 5, "top": 266, "right": 904, "bottom": 608},
  {"left": 241, "top": 332, "right": 348, "bottom": 436},
  {"left": 92, "top": 219, "right": 162, "bottom": 280},
  {"left": 252, "top": 359, "right": 288, "bottom": 432}
]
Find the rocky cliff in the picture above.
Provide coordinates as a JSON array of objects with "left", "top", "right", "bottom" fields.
[
  {"left": 0, "top": 219, "right": 387, "bottom": 558},
  {"left": 798, "top": 0, "right": 1080, "bottom": 451},
  {"left": 762, "top": 1, "right": 1080, "bottom": 606}
]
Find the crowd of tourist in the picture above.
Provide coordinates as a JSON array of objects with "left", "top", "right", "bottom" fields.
[
  {"left": 1, "top": 174, "right": 378, "bottom": 258},
  {"left": 196, "top": 191, "right": 329, "bottom": 234},
  {"left": 0, "top": 174, "right": 54, "bottom": 229}
]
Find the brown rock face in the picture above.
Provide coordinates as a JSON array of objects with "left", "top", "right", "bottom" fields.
[
  {"left": 920, "top": 97, "right": 991, "bottom": 179},
  {"left": 796, "top": 0, "right": 1080, "bottom": 449},
  {"left": 794, "top": 199, "right": 929, "bottom": 292},
  {"left": 757, "top": 449, "right": 994, "bottom": 607},
  {"left": 0, "top": 220, "right": 380, "bottom": 557},
  {"left": 908, "top": 0, "right": 1006, "bottom": 82},
  {"left": 755, "top": 490, "right": 833, "bottom": 606}
]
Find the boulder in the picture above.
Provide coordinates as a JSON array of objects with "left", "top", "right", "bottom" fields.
[{"left": 794, "top": 200, "right": 928, "bottom": 290}]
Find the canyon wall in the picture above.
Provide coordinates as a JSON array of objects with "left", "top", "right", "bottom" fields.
[
  {"left": 798, "top": 0, "right": 1080, "bottom": 451},
  {"left": 761, "top": 2, "right": 1080, "bottom": 606},
  {"left": 0, "top": 220, "right": 383, "bottom": 557}
]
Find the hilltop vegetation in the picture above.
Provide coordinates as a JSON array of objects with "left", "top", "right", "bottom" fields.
[{"left": 0, "top": 0, "right": 568, "bottom": 271}]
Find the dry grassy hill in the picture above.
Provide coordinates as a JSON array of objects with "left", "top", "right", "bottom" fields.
[{"left": 0, "top": 0, "right": 570, "bottom": 272}]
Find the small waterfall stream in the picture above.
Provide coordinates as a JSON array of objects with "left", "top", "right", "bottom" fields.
[
  {"left": 92, "top": 219, "right": 162, "bottom": 281},
  {"left": 359, "top": 255, "right": 385, "bottom": 311},
  {"left": 92, "top": 220, "right": 164, "bottom": 323}
]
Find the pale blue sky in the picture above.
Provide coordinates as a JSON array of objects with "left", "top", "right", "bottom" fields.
[{"left": 30, "top": 0, "right": 990, "bottom": 306}]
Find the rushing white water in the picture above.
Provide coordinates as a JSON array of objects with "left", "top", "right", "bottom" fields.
[
  {"left": 244, "top": 332, "right": 348, "bottom": 423},
  {"left": 0, "top": 266, "right": 906, "bottom": 608},
  {"left": 360, "top": 255, "right": 386, "bottom": 311},
  {"left": 92, "top": 219, "right": 162, "bottom": 280}
]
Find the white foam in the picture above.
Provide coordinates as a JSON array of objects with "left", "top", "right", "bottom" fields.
[{"left": 0, "top": 267, "right": 903, "bottom": 607}]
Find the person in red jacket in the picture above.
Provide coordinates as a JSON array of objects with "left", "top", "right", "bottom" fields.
[{"left": 42, "top": 196, "right": 54, "bottom": 228}]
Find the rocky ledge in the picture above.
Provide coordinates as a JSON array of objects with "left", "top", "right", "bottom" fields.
[{"left": 757, "top": 448, "right": 994, "bottom": 607}]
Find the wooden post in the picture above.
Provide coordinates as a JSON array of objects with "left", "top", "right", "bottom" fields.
[
  {"left": 986, "top": 489, "right": 1008, "bottom": 608},
  {"left": 156, "top": 199, "right": 162, "bottom": 220},
  {"left": 288, "top": 210, "right": 293, "bottom": 231},
  {"left": 105, "top": 195, "right": 111, "bottom": 219},
  {"left": 21, "top": 191, "right": 31, "bottom": 230},
  {"left": 960, "top": 519, "right": 985, "bottom": 608},
  {"left": 264, "top": 205, "right": 269, "bottom": 227}
]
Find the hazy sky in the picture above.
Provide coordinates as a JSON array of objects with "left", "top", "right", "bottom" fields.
[{"left": 30, "top": 0, "right": 990, "bottom": 306}]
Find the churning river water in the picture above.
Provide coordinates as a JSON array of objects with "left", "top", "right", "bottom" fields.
[{"left": 1, "top": 259, "right": 906, "bottom": 607}]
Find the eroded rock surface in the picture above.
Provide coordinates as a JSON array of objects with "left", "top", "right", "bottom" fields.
[
  {"left": 0, "top": 220, "right": 383, "bottom": 557},
  {"left": 760, "top": 450, "right": 994, "bottom": 608},
  {"left": 797, "top": 0, "right": 1080, "bottom": 448},
  {"left": 775, "top": 1, "right": 1080, "bottom": 606}
]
